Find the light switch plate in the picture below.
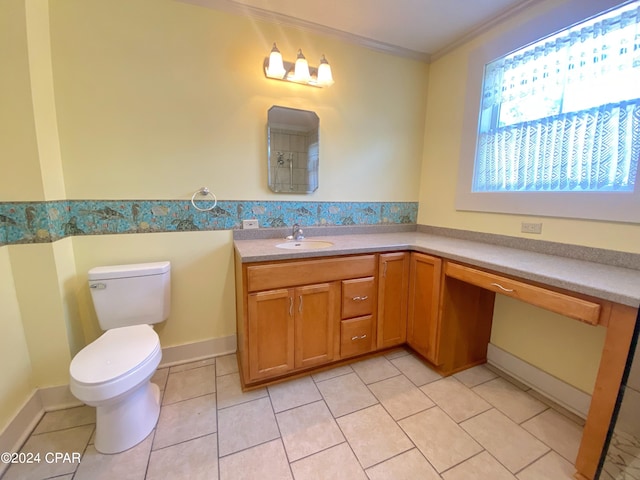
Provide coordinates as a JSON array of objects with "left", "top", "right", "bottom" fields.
[{"left": 242, "top": 219, "right": 259, "bottom": 229}]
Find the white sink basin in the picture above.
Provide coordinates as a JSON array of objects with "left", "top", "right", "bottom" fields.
[{"left": 276, "top": 240, "right": 334, "bottom": 250}]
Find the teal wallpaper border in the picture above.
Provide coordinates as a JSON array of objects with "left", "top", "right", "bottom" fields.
[{"left": 0, "top": 200, "right": 417, "bottom": 246}]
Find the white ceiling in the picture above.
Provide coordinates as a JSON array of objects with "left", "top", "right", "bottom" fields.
[{"left": 179, "top": 0, "right": 537, "bottom": 61}]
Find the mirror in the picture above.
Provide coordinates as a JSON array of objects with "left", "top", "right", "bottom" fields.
[{"left": 268, "top": 106, "right": 319, "bottom": 193}]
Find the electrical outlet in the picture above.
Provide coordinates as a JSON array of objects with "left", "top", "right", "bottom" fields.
[
  {"left": 242, "top": 219, "right": 259, "bottom": 230},
  {"left": 521, "top": 222, "right": 542, "bottom": 234}
]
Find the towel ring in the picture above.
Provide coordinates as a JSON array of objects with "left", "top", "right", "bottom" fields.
[{"left": 191, "top": 187, "right": 217, "bottom": 212}]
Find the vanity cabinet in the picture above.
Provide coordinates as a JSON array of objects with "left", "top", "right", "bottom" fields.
[
  {"left": 407, "top": 252, "right": 443, "bottom": 365},
  {"left": 237, "top": 254, "right": 376, "bottom": 386},
  {"left": 247, "top": 282, "right": 339, "bottom": 381},
  {"left": 377, "top": 252, "right": 410, "bottom": 349}
]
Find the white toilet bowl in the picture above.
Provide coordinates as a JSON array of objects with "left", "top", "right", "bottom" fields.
[{"left": 70, "top": 324, "right": 162, "bottom": 454}]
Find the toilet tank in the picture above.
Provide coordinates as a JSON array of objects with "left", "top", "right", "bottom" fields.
[{"left": 88, "top": 261, "right": 171, "bottom": 330}]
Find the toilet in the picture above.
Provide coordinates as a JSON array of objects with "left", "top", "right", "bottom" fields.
[{"left": 69, "top": 261, "right": 170, "bottom": 454}]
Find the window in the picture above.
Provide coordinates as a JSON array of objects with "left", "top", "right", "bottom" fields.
[
  {"left": 456, "top": 0, "right": 640, "bottom": 223},
  {"left": 476, "top": 1, "right": 639, "bottom": 193}
]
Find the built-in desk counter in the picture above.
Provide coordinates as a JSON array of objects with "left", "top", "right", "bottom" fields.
[
  {"left": 235, "top": 231, "right": 640, "bottom": 307},
  {"left": 234, "top": 231, "right": 640, "bottom": 480}
]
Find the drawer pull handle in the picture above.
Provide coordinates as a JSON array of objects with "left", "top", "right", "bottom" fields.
[
  {"left": 351, "top": 334, "right": 367, "bottom": 341},
  {"left": 289, "top": 297, "right": 293, "bottom": 316},
  {"left": 352, "top": 296, "right": 369, "bottom": 301},
  {"left": 491, "top": 282, "right": 515, "bottom": 293}
]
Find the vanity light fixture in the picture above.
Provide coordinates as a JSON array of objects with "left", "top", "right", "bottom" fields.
[{"left": 264, "top": 43, "right": 334, "bottom": 88}]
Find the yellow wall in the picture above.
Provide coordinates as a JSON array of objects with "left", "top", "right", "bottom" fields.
[
  {"left": 0, "top": 0, "right": 43, "bottom": 202},
  {"left": 50, "top": 0, "right": 428, "bottom": 202},
  {"left": 71, "top": 231, "right": 236, "bottom": 346},
  {"left": 418, "top": 0, "right": 636, "bottom": 392},
  {"left": 0, "top": 249, "right": 34, "bottom": 432}
]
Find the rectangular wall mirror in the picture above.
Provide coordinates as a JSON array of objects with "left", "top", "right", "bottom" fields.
[{"left": 268, "top": 106, "right": 319, "bottom": 193}]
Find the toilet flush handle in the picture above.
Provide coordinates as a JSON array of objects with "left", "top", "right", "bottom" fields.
[{"left": 89, "top": 283, "right": 107, "bottom": 289}]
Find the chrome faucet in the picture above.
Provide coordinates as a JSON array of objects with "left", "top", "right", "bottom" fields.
[{"left": 287, "top": 223, "right": 305, "bottom": 241}]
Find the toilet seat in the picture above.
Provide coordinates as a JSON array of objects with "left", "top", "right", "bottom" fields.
[{"left": 70, "top": 324, "right": 161, "bottom": 404}]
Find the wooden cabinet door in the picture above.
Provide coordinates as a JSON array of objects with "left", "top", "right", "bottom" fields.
[
  {"left": 248, "top": 288, "right": 295, "bottom": 380},
  {"left": 377, "top": 252, "right": 409, "bottom": 349},
  {"left": 407, "top": 252, "right": 442, "bottom": 364},
  {"left": 294, "top": 283, "right": 338, "bottom": 369}
]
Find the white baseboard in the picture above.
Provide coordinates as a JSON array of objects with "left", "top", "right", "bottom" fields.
[
  {"left": 0, "top": 334, "right": 237, "bottom": 475},
  {"left": 487, "top": 343, "right": 592, "bottom": 419},
  {"left": 159, "top": 334, "right": 237, "bottom": 368},
  {"left": 0, "top": 391, "right": 44, "bottom": 478}
]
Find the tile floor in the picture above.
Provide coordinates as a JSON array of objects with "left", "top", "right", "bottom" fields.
[{"left": 2, "top": 348, "right": 586, "bottom": 480}]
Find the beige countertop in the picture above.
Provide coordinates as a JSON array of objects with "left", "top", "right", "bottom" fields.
[{"left": 234, "top": 231, "right": 640, "bottom": 308}]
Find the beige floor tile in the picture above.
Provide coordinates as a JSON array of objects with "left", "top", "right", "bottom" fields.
[
  {"left": 461, "top": 409, "right": 549, "bottom": 473},
  {"left": 276, "top": 400, "right": 344, "bottom": 462},
  {"left": 311, "top": 365, "right": 353, "bottom": 383},
  {"left": 3, "top": 425, "right": 92, "bottom": 480},
  {"left": 421, "top": 377, "right": 492, "bottom": 423},
  {"left": 442, "top": 451, "right": 516, "bottom": 480},
  {"left": 521, "top": 409, "right": 582, "bottom": 463},
  {"left": 269, "top": 376, "right": 322, "bottom": 413},
  {"left": 399, "top": 407, "right": 482, "bottom": 473},
  {"left": 473, "top": 377, "right": 547, "bottom": 423},
  {"left": 74, "top": 433, "right": 152, "bottom": 480},
  {"left": 351, "top": 356, "right": 401, "bottom": 384},
  {"left": 337, "top": 404, "right": 413, "bottom": 468},
  {"left": 453, "top": 365, "right": 498, "bottom": 388},
  {"left": 218, "top": 396, "right": 280, "bottom": 457},
  {"left": 217, "top": 372, "right": 267, "bottom": 409},
  {"left": 316, "top": 372, "right": 378, "bottom": 418},
  {"left": 153, "top": 393, "right": 217, "bottom": 450},
  {"left": 365, "top": 448, "right": 441, "bottom": 480},
  {"left": 220, "top": 439, "right": 293, "bottom": 480},
  {"left": 369, "top": 374, "right": 435, "bottom": 420},
  {"left": 390, "top": 355, "right": 442, "bottom": 386},
  {"left": 216, "top": 354, "right": 239, "bottom": 377},
  {"left": 290, "top": 443, "right": 368, "bottom": 480},
  {"left": 147, "top": 433, "right": 218, "bottom": 480},
  {"left": 151, "top": 367, "right": 169, "bottom": 391},
  {"left": 162, "top": 364, "right": 216, "bottom": 405},
  {"left": 516, "top": 451, "right": 575, "bottom": 480},
  {"left": 169, "top": 357, "right": 216, "bottom": 374},
  {"left": 32, "top": 405, "right": 95, "bottom": 434}
]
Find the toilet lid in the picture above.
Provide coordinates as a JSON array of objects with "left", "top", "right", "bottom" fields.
[{"left": 70, "top": 325, "right": 159, "bottom": 385}]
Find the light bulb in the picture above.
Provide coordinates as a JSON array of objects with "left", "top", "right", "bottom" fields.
[
  {"left": 317, "top": 55, "right": 334, "bottom": 87},
  {"left": 266, "top": 43, "right": 286, "bottom": 79},
  {"left": 294, "top": 49, "right": 311, "bottom": 83}
]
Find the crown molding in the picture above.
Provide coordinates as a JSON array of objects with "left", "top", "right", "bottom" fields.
[
  {"left": 176, "top": 0, "right": 541, "bottom": 63},
  {"left": 175, "top": 0, "right": 430, "bottom": 62}
]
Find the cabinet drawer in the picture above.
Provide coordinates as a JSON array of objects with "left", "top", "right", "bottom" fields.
[
  {"left": 340, "top": 316, "right": 374, "bottom": 358},
  {"left": 247, "top": 255, "right": 376, "bottom": 292},
  {"left": 445, "top": 262, "right": 602, "bottom": 325},
  {"left": 342, "top": 277, "right": 375, "bottom": 319}
]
